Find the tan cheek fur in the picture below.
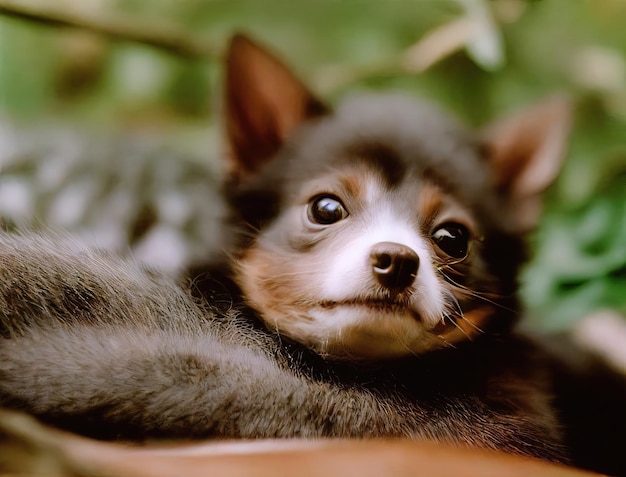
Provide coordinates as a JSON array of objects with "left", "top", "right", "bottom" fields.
[
  {"left": 417, "top": 182, "right": 444, "bottom": 227},
  {"left": 235, "top": 245, "right": 317, "bottom": 328},
  {"left": 437, "top": 305, "right": 494, "bottom": 346},
  {"left": 339, "top": 173, "right": 367, "bottom": 201}
]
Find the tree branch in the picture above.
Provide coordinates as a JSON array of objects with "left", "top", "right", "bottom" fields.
[{"left": 0, "top": 0, "right": 217, "bottom": 60}]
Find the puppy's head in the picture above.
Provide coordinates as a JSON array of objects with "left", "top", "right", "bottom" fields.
[{"left": 223, "top": 34, "right": 571, "bottom": 360}]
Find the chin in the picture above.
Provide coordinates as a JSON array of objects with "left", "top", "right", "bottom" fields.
[{"left": 267, "top": 306, "right": 446, "bottom": 360}]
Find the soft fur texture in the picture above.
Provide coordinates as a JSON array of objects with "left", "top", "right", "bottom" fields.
[
  {"left": 0, "top": 234, "right": 564, "bottom": 453},
  {"left": 0, "top": 35, "right": 625, "bottom": 477},
  {"left": 208, "top": 36, "right": 573, "bottom": 361}
]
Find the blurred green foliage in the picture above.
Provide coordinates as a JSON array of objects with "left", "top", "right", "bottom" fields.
[{"left": 0, "top": 0, "right": 625, "bottom": 330}]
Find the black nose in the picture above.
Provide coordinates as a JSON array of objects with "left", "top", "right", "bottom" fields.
[{"left": 370, "top": 242, "right": 419, "bottom": 290}]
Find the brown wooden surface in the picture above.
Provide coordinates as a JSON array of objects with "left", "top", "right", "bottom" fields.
[{"left": 0, "top": 410, "right": 603, "bottom": 477}]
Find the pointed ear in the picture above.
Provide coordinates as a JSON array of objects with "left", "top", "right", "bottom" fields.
[
  {"left": 483, "top": 95, "right": 573, "bottom": 231},
  {"left": 225, "top": 34, "right": 328, "bottom": 178}
]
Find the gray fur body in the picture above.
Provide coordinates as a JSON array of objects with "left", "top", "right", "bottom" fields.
[{"left": 0, "top": 233, "right": 566, "bottom": 461}]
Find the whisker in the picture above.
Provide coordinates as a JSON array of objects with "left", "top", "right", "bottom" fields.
[
  {"left": 437, "top": 266, "right": 494, "bottom": 296},
  {"left": 436, "top": 330, "right": 456, "bottom": 349},
  {"left": 438, "top": 269, "right": 517, "bottom": 314},
  {"left": 443, "top": 312, "right": 473, "bottom": 341},
  {"left": 434, "top": 318, "right": 458, "bottom": 349},
  {"left": 459, "top": 316, "right": 484, "bottom": 334},
  {"left": 392, "top": 325, "right": 420, "bottom": 358},
  {"left": 444, "top": 293, "right": 485, "bottom": 335},
  {"left": 438, "top": 293, "right": 483, "bottom": 340}
]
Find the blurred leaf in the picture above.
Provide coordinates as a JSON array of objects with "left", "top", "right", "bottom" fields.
[
  {"left": 523, "top": 172, "right": 626, "bottom": 330},
  {"left": 454, "top": 0, "right": 504, "bottom": 70}
]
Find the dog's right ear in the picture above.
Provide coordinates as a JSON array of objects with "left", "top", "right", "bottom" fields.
[
  {"left": 225, "top": 34, "right": 328, "bottom": 179},
  {"left": 482, "top": 95, "right": 572, "bottom": 232}
]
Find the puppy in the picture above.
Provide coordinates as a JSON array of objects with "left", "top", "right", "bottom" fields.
[
  {"left": 0, "top": 35, "right": 624, "bottom": 476},
  {"left": 194, "top": 34, "right": 570, "bottom": 362}
]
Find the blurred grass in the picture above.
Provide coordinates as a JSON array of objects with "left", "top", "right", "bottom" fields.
[{"left": 0, "top": 0, "right": 625, "bottom": 330}]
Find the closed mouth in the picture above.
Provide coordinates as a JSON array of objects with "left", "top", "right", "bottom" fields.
[{"left": 318, "top": 298, "right": 416, "bottom": 315}]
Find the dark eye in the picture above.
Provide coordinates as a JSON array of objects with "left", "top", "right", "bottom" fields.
[
  {"left": 308, "top": 195, "right": 348, "bottom": 225},
  {"left": 432, "top": 223, "right": 470, "bottom": 258}
]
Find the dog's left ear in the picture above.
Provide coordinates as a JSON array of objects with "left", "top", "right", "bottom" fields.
[
  {"left": 483, "top": 95, "right": 572, "bottom": 232},
  {"left": 225, "top": 34, "right": 328, "bottom": 179}
]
